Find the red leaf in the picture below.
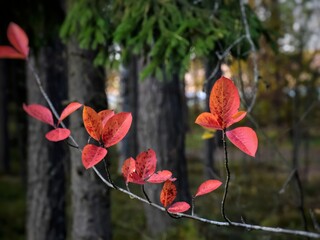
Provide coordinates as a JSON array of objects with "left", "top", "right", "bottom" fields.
[
  {"left": 102, "top": 112, "right": 132, "bottom": 147},
  {"left": 147, "top": 170, "right": 172, "bottom": 183},
  {"left": 122, "top": 157, "right": 136, "bottom": 183},
  {"left": 98, "top": 109, "right": 114, "bottom": 128},
  {"left": 228, "top": 111, "right": 247, "bottom": 127},
  {"left": 135, "top": 149, "right": 157, "bottom": 181},
  {"left": 195, "top": 179, "right": 222, "bottom": 197},
  {"left": 128, "top": 172, "right": 145, "bottom": 185},
  {"left": 0, "top": 46, "right": 25, "bottom": 59},
  {"left": 82, "top": 144, "right": 107, "bottom": 169},
  {"left": 160, "top": 180, "right": 177, "bottom": 208},
  {"left": 7, "top": 22, "right": 29, "bottom": 58},
  {"left": 83, "top": 106, "right": 102, "bottom": 141},
  {"left": 45, "top": 128, "right": 70, "bottom": 142},
  {"left": 195, "top": 112, "right": 222, "bottom": 130},
  {"left": 23, "top": 103, "right": 54, "bottom": 126},
  {"left": 209, "top": 76, "right": 240, "bottom": 128},
  {"left": 58, "top": 102, "right": 82, "bottom": 125},
  {"left": 226, "top": 127, "right": 258, "bottom": 157},
  {"left": 168, "top": 202, "right": 190, "bottom": 213}
]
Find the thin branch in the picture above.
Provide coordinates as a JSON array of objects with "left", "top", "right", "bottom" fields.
[
  {"left": 221, "top": 129, "right": 232, "bottom": 224},
  {"left": 239, "top": 0, "right": 259, "bottom": 113},
  {"left": 28, "top": 60, "right": 320, "bottom": 239}
]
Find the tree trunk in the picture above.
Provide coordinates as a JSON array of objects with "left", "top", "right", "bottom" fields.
[
  {"left": 118, "top": 54, "right": 139, "bottom": 171},
  {"left": 67, "top": 38, "right": 111, "bottom": 240},
  {"left": 0, "top": 61, "right": 9, "bottom": 173},
  {"left": 26, "top": 40, "right": 67, "bottom": 240},
  {"left": 137, "top": 65, "right": 190, "bottom": 235},
  {"left": 203, "top": 57, "right": 222, "bottom": 179}
]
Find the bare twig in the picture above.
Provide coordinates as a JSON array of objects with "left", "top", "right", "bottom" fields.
[{"left": 239, "top": 0, "right": 259, "bottom": 113}]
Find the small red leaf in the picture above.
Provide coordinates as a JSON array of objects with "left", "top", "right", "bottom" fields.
[
  {"left": 195, "top": 112, "right": 222, "bottom": 130},
  {"left": 147, "top": 170, "right": 172, "bottom": 183},
  {"left": 82, "top": 144, "right": 107, "bottom": 169},
  {"left": 226, "top": 127, "right": 258, "bottom": 157},
  {"left": 83, "top": 106, "right": 102, "bottom": 141},
  {"left": 7, "top": 22, "right": 29, "bottom": 58},
  {"left": 98, "top": 110, "right": 115, "bottom": 128},
  {"left": 168, "top": 202, "right": 190, "bottom": 213},
  {"left": 122, "top": 157, "right": 136, "bottom": 183},
  {"left": 23, "top": 103, "right": 54, "bottom": 126},
  {"left": 135, "top": 149, "right": 157, "bottom": 181},
  {"left": 0, "top": 46, "right": 25, "bottom": 59},
  {"left": 45, "top": 128, "right": 70, "bottom": 142},
  {"left": 58, "top": 102, "right": 82, "bottom": 125},
  {"left": 160, "top": 180, "right": 177, "bottom": 208},
  {"left": 227, "top": 111, "right": 247, "bottom": 128},
  {"left": 102, "top": 112, "right": 132, "bottom": 147},
  {"left": 195, "top": 179, "right": 222, "bottom": 197}
]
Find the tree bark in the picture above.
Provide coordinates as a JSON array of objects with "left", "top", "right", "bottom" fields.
[
  {"left": 0, "top": 61, "right": 9, "bottom": 173},
  {"left": 26, "top": 41, "right": 67, "bottom": 240},
  {"left": 137, "top": 65, "right": 190, "bottom": 235},
  {"left": 67, "top": 38, "right": 111, "bottom": 240},
  {"left": 118, "top": 55, "right": 139, "bottom": 171}
]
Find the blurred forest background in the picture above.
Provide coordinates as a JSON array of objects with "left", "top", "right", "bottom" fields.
[{"left": 0, "top": 0, "right": 320, "bottom": 239}]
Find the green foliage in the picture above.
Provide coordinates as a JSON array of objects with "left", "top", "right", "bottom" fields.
[{"left": 60, "top": 0, "right": 267, "bottom": 78}]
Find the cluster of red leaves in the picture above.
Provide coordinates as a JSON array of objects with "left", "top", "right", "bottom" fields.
[
  {"left": 0, "top": 22, "right": 29, "bottom": 59},
  {"left": 82, "top": 106, "right": 132, "bottom": 169},
  {"left": 195, "top": 76, "right": 258, "bottom": 157},
  {"left": 23, "top": 102, "right": 82, "bottom": 141}
]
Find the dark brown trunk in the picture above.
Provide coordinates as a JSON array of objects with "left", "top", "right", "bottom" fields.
[
  {"left": 67, "top": 37, "right": 111, "bottom": 240},
  {"left": 26, "top": 40, "right": 67, "bottom": 240}
]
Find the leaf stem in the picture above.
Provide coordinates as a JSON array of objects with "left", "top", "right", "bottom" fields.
[
  {"left": 141, "top": 185, "right": 151, "bottom": 204},
  {"left": 191, "top": 196, "right": 195, "bottom": 216},
  {"left": 221, "top": 129, "right": 232, "bottom": 224}
]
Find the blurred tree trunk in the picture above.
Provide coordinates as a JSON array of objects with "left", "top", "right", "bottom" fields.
[
  {"left": 118, "top": 54, "right": 139, "bottom": 171},
  {"left": 0, "top": 61, "right": 9, "bottom": 173},
  {"left": 26, "top": 40, "right": 68, "bottom": 240},
  {"left": 67, "top": 37, "right": 111, "bottom": 240},
  {"left": 137, "top": 64, "right": 190, "bottom": 235},
  {"left": 203, "top": 57, "right": 222, "bottom": 179}
]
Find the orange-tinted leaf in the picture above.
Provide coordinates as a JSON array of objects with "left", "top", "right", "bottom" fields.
[
  {"left": 168, "top": 202, "right": 190, "bottom": 213},
  {"left": 98, "top": 109, "right": 114, "bottom": 128},
  {"left": 160, "top": 180, "right": 177, "bottom": 208},
  {"left": 0, "top": 46, "right": 25, "bottom": 59},
  {"left": 226, "top": 127, "right": 258, "bottom": 157},
  {"left": 23, "top": 103, "right": 54, "bottom": 126},
  {"left": 58, "top": 102, "right": 82, "bottom": 125},
  {"left": 122, "top": 157, "right": 136, "bottom": 183},
  {"left": 102, "top": 112, "right": 132, "bottom": 147},
  {"left": 7, "top": 22, "right": 29, "bottom": 58},
  {"left": 135, "top": 149, "right": 157, "bottom": 180},
  {"left": 45, "top": 128, "right": 70, "bottom": 142},
  {"left": 83, "top": 106, "right": 102, "bottom": 141},
  {"left": 227, "top": 111, "right": 247, "bottom": 128},
  {"left": 195, "top": 112, "right": 222, "bottom": 130},
  {"left": 147, "top": 170, "right": 172, "bottom": 184},
  {"left": 82, "top": 144, "right": 107, "bottom": 169},
  {"left": 209, "top": 77, "right": 240, "bottom": 128},
  {"left": 195, "top": 179, "right": 222, "bottom": 197}
]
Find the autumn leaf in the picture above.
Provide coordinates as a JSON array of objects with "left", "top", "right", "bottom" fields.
[
  {"left": 195, "top": 77, "right": 246, "bottom": 130},
  {"left": 160, "top": 180, "right": 177, "bottom": 208},
  {"left": 45, "top": 128, "right": 71, "bottom": 142},
  {"left": 83, "top": 106, "right": 102, "bottom": 141},
  {"left": 102, "top": 112, "right": 132, "bottom": 148},
  {"left": 58, "top": 102, "right": 82, "bottom": 125},
  {"left": 167, "top": 202, "right": 190, "bottom": 213},
  {"left": 23, "top": 103, "right": 54, "bottom": 126},
  {"left": 195, "top": 179, "right": 222, "bottom": 197},
  {"left": 226, "top": 127, "right": 258, "bottom": 157},
  {"left": 0, "top": 22, "right": 29, "bottom": 59},
  {"left": 98, "top": 110, "right": 115, "bottom": 128},
  {"left": 135, "top": 149, "right": 157, "bottom": 180},
  {"left": 147, "top": 170, "right": 173, "bottom": 183},
  {"left": 82, "top": 144, "right": 107, "bottom": 169},
  {"left": 122, "top": 157, "right": 136, "bottom": 183}
]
